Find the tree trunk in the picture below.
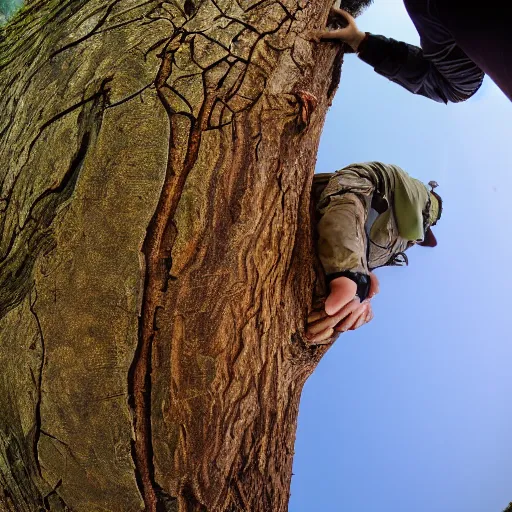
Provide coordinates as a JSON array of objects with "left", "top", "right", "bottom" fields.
[{"left": 0, "top": 1, "right": 357, "bottom": 510}]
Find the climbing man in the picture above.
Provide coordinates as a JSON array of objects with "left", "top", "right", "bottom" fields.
[
  {"left": 312, "top": 4, "right": 511, "bottom": 103},
  {"left": 306, "top": 161, "right": 442, "bottom": 344}
]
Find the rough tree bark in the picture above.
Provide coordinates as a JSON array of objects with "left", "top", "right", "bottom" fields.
[{"left": 0, "top": 1, "right": 361, "bottom": 510}]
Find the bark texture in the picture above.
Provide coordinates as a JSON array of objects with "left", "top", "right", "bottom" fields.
[{"left": 0, "top": 1, "right": 356, "bottom": 510}]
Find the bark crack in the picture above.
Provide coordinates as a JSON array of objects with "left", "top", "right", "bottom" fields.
[
  {"left": 29, "top": 288, "right": 45, "bottom": 481},
  {"left": 29, "top": 289, "right": 71, "bottom": 512},
  {"left": 0, "top": 79, "right": 110, "bottom": 320},
  {"left": 128, "top": 36, "right": 213, "bottom": 512},
  {"left": 49, "top": 0, "right": 122, "bottom": 59}
]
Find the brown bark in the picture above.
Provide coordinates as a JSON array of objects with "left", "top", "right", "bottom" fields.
[{"left": 0, "top": 1, "right": 358, "bottom": 510}]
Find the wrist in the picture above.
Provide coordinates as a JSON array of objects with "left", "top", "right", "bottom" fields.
[
  {"left": 327, "top": 271, "right": 371, "bottom": 301},
  {"left": 350, "top": 30, "right": 367, "bottom": 51},
  {"left": 330, "top": 276, "right": 357, "bottom": 293}
]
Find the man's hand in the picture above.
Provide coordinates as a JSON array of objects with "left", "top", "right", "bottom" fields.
[
  {"left": 325, "top": 273, "right": 379, "bottom": 315},
  {"left": 325, "top": 276, "right": 357, "bottom": 315},
  {"left": 305, "top": 273, "right": 379, "bottom": 344},
  {"left": 306, "top": 298, "right": 373, "bottom": 344},
  {"left": 310, "top": 7, "right": 366, "bottom": 51}
]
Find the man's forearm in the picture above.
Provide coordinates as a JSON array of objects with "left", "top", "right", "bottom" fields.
[
  {"left": 356, "top": 33, "right": 485, "bottom": 103},
  {"left": 346, "top": 29, "right": 367, "bottom": 51},
  {"left": 357, "top": 33, "right": 408, "bottom": 69},
  {"left": 317, "top": 192, "right": 370, "bottom": 282},
  {"left": 356, "top": 33, "right": 450, "bottom": 102}
]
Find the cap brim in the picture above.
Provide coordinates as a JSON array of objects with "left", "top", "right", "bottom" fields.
[{"left": 418, "top": 227, "right": 437, "bottom": 248}]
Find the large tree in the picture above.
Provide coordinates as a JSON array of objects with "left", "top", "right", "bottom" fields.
[{"left": 0, "top": 1, "right": 364, "bottom": 510}]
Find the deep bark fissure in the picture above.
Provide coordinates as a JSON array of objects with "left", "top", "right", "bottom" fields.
[
  {"left": 129, "top": 34, "right": 216, "bottom": 508},
  {"left": 23, "top": 86, "right": 109, "bottom": 168},
  {"left": 28, "top": 289, "right": 44, "bottom": 480},
  {"left": 42, "top": 479, "right": 64, "bottom": 511},
  {"left": 0, "top": 78, "right": 109, "bottom": 320},
  {"left": 26, "top": 292, "right": 71, "bottom": 512},
  {"left": 49, "top": 0, "right": 122, "bottom": 59}
]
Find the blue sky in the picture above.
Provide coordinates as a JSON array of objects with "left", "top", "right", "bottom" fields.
[{"left": 291, "top": 2, "right": 512, "bottom": 512}]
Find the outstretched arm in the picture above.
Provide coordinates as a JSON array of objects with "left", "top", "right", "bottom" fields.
[
  {"left": 306, "top": 168, "right": 380, "bottom": 344},
  {"left": 312, "top": 7, "right": 484, "bottom": 103}
]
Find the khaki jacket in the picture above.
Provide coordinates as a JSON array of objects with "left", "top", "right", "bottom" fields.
[{"left": 313, "top": 162, "right": 436, "bottom": 279}]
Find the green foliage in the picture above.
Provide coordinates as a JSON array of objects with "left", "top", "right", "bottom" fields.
[
  {"left": 0, "top": 0, "right": 24, "bottom": 24},
  {"left": 502, "top": 502, "right": 512, "bottom": 512}
]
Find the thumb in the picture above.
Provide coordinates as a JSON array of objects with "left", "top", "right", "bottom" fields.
[
  {"left": 330, "top": 7, "right": 355, "bottom": 26},
  {"left": 325, "top": 277, "right": 357, "bottom": 316}
]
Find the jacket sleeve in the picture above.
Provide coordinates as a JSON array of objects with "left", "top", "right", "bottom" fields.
[
  {"left": 316, "top": 167, "right": 381, "bottom": 297},
  {"left": 317, "top": 192, "right": 370, "bottom": 278},
  {"left": 357, "top": 33, "right": 484, "bottom": 103}
]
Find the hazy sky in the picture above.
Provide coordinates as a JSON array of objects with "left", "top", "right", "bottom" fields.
[{"left": 291, "top": 2, "right": 512, "bottom": 512}]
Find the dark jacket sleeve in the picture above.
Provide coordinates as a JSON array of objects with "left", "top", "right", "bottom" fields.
[{"left": 357, "top": 33, "right": 484, "bottom": 103}]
